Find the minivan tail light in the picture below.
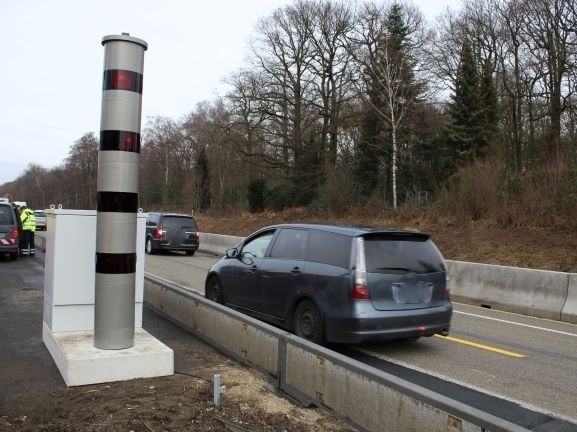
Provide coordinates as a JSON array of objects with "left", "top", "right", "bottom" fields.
[
  {"left": 153, "top": 227, "right": 163, "bottom": 239},
  {"left": 352, "top": 237, "right": 370, "bottom": 300},
  {"left": 10, "top": 227, "right": 19, "bottom": 239}
]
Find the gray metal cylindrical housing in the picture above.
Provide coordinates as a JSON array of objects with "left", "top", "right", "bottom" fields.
[{"left": 94, "top": 33, "right": 147, "bottom": 350}]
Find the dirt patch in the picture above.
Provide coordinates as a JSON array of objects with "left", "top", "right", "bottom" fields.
[
  {"left": 196, "top": 210, "right": 577, "bottom": 272},
  {"left": 1, "top": 363, "right": 352, "bottom": 432},
  {"left": 0, "top": 279, "right": 356, "bottom": 432}
]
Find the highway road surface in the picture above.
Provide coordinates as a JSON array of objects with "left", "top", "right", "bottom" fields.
[{"left": 144, "top": 251, "right": 577, "bottom": 424}]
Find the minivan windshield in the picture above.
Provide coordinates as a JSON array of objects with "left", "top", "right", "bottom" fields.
[{"left": 363, "top": 234, "right": 445, "bottom": 274}]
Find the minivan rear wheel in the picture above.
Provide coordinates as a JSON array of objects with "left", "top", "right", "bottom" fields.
[{"left": 294, "top": 300, "right": 325, "bottom": 344}]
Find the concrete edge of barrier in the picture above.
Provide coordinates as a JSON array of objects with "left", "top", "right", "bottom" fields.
[
  {"left": 144, "top": 272, "right": 532, "bottom": 432},
  {"left": 34, "top": 232, "right": 47, "bottom": 252},
  {"left": 561, "top": 273, "right": 577, "bottom": 324},
  {"left": 279, "top": 334, "right": 531, "bottom": 432},
  {"left": 144, "top": 272, "right": 286, "bottom": 380}
]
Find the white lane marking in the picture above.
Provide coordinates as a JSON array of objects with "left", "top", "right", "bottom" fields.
[
  {"left": 472, "top": 369, "right": 496, "bottom": 379},
  {"left": 455, "top": 311, "right": 577, "bottom": 338}
]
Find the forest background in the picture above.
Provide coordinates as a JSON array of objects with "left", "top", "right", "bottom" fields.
[{"left": 2, "top": 0, "right": 577, "bottom": 272}]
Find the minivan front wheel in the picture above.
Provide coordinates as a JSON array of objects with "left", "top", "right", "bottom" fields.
[{"left": 294, "top": 300, "right": 325, "bottom": 344}]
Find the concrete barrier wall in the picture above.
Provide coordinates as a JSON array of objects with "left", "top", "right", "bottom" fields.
[
  {"left": 35, "top": 233, "right": 46, "bottom": 252},
  {"left": 199, "top": 232, "right": 243, "bottom": 256},
  {"left": 447, "top": 260, "right": 570, "bottom": 321},
  {"left": 144, "top": 273, "right": 528, "bottom": 432},
  {"left": 195, "top": 232, "right": 577, "bottom": 325},
  {"left": 144, "top": 274, "right": 280, "bottom": 377}
]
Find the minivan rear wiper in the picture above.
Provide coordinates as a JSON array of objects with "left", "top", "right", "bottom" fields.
[{"left": 376, "top": 267, "right": 412, "bottom": 272}]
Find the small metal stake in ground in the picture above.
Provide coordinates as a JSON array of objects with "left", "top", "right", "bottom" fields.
[{"left": 213, "top": 374, "right": 226, "bottom": 408}]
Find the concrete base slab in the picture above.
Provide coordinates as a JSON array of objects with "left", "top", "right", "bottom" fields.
[{"left": 43, "top": 322, "right": 174, "bottom": 387}]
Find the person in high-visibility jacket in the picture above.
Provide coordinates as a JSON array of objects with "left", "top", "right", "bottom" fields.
[{"left": 20, "top": 206, "right": 36, "bottom": 256}]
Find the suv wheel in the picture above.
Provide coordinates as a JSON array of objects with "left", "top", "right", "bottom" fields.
[
  {"left": 294, "top": 300, "right": 325, "bottom": 344},
  {"left": 185, "top": 250, "right": 195, "bottom": 256},
  {"left": 206, "top": 277, "right": 224, "bottom": 304},
  {"left": 145, "top": 238, "right": 154, "bottom": 255}
]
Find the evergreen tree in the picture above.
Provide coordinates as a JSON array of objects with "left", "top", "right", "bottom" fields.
[
  {"left": 447, "top": 41, "right": 484, "bottom": 168},
  {"left": 247, "top": 178, "right": 267, "bottom": 213},
  {"left": 196, "top": 147, "right": 211, "bottom": 211},
  {"left": 354, "top": 104, "right": 382, "bottom": 202},
  {"left": 479, "top": 58, "right": 500, "bottom": 152}
]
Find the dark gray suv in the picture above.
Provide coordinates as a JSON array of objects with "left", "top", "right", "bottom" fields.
[
  {"left": 205, "top": 224, "right": 452, "bottom": 344},
  {"left": 145, "top": 212, "right": 199, "bottom": 256}
]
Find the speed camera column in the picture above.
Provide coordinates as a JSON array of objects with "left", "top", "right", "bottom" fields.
[{"left": 95, "top": 33, "right": 147, "bottom": 349}]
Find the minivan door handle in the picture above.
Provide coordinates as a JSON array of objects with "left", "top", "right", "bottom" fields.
[
  {"left": 291, "top": 267, "right": 302, "bottom": 275},
  {"left": 244, "top": 265, "right": 258, "bottom": 274}
]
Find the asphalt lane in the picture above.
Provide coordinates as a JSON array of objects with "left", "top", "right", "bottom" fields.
[
  {"left": 0, "top": 252, "right": 64, "bottom": 401},
  {"left": 144, "top": 251, "right": 577, "bottom": 425}
]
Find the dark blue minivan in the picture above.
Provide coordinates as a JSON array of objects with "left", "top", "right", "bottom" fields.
[{"left": 205, "top": 224, "right": 452, "bottom": 344}]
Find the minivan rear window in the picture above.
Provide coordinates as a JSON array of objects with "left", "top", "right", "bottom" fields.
[
  {"left": 363, "top": 234, "right": 445, "bottom": 274},
  {"left": 307, "top": 230, "right": 351, "bottom": 268}
]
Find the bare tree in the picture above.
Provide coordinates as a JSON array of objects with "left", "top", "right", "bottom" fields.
[
  {"left": 182, "top": 101, "right": 237, "bottom": 210},
  {"left": 225, "top": 69, "right": 277, "bottom": 173},
  {"left": 249, "top": 1, "right": 323, "bottom": 204},
  {"left": 142, "top": 117, "right": 185, "bottom": 208},
  {"left": 65, "top": 133, "right": 99, "bottom": 208},
  {"left": 307, "top": 1, "right": 355, "bottom": 173},
  {"left": 521, "top": 0, "right": 577, "bottom": 163}
]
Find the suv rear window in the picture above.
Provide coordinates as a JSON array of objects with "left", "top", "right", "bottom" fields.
[
  {"left": 162, "top": 216, "right": 198, "bottom": 230},
  {"left": 363, "top": 234, "right": 445, "bottom": 274}
]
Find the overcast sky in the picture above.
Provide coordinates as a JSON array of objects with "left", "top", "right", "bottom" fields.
[{"left": 0, "top": 0, "right": 461, "bottom": 185}]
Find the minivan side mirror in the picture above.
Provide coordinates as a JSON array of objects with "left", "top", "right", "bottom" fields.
[{"left": 226, "top": 248, "right": 239, "bottom": 258}]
